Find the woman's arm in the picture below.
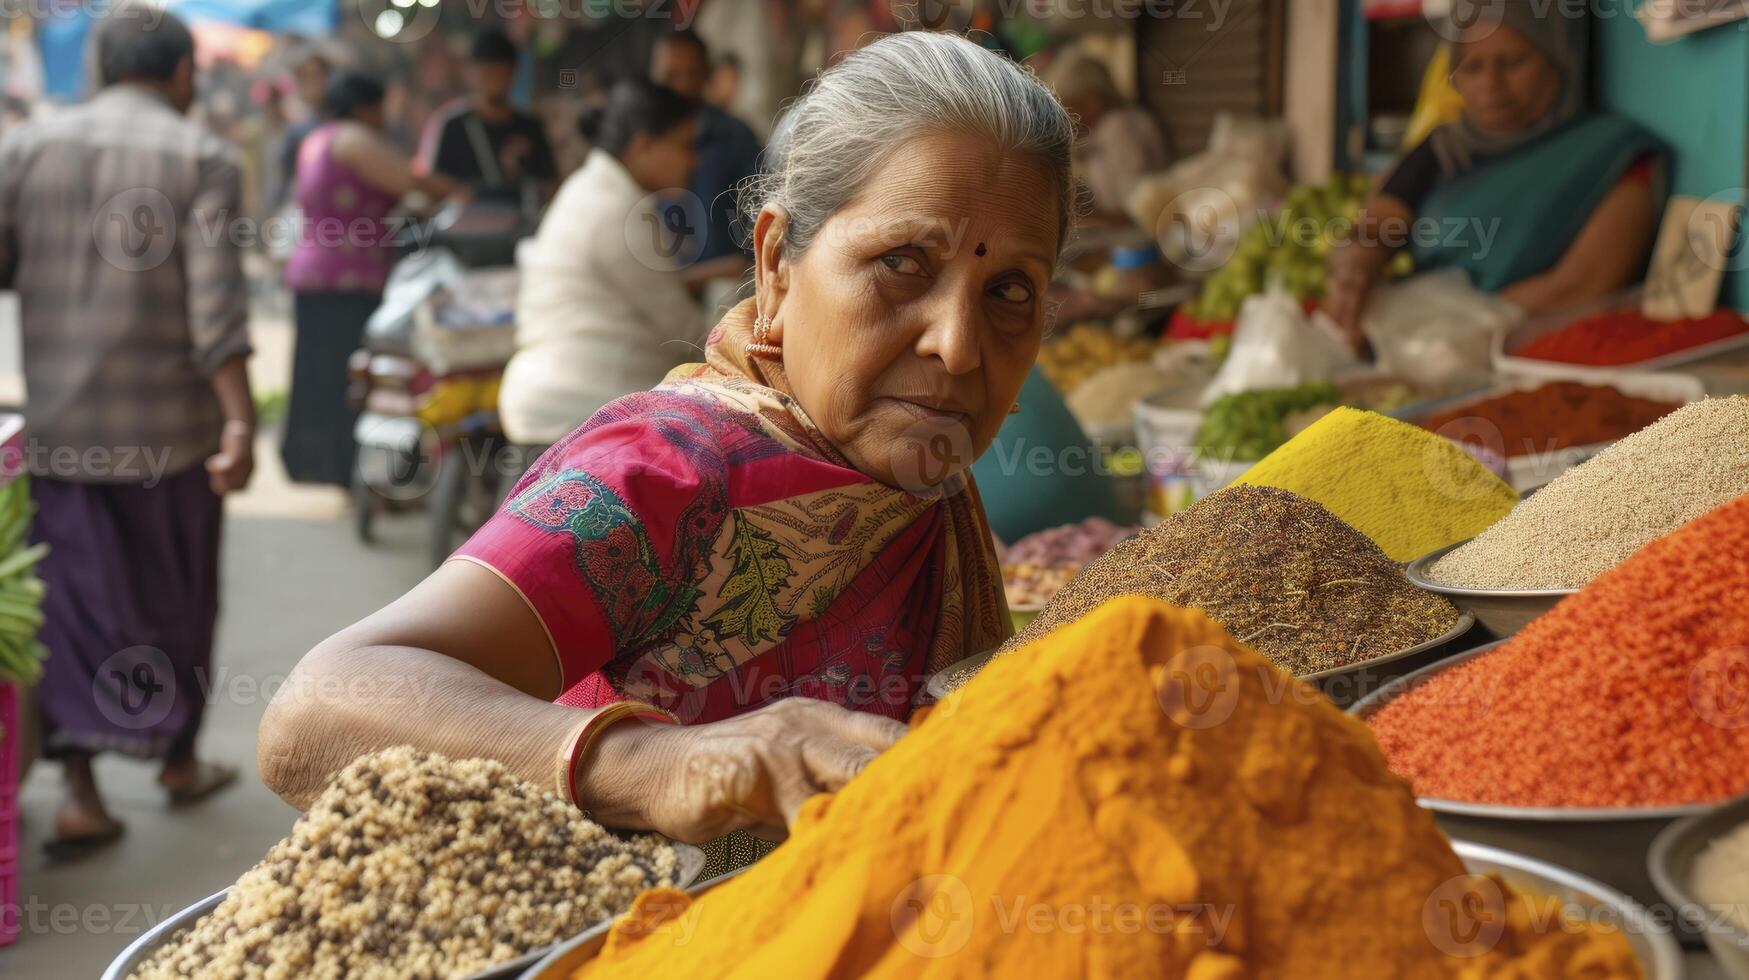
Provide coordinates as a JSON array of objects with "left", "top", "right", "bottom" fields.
[
  {"left": 331, "top": 121, "right": 468, "bottom": 202},
  {"left": 1497, "top": 177, "right": 1656, "bottom": 314},
  {"left": 258, "top": 560, "right": 903, "bottom": 840}
]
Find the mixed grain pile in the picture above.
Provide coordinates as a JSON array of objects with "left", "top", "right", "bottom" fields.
[
  {"left": 1429, "top": 397, "right": 1749, "bottom": 589},
  {"left": 975, "top": 485, "right": 1458, "bottom": 679},
  {"left": 130, "top": 747, "right": 680, "bottom": 980}
]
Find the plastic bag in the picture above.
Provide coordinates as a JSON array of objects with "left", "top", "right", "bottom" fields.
[
  {"left": 1126, "top": 113, "right": 1290, "bottom": 268},
  {"left": 1200, "top": 280, "right": 1359, "bottom": 406},
  {"left": 1360, "top": 268, "right": 1522, "bottom": 388}
]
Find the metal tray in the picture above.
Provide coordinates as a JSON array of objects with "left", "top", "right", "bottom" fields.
[
  {"left": 1353, "top": 643, "right": 1715, "bottom": 936},
  {"left": 1394, "top": 371, "right": 1706, "bottom": 492},
  {"left": 1405, "top": 539, "right": 1576, "bottom": 636},
  {"left": 1494, "top": 285, "right": 1749, "bottom": 382},
  {"left": 1454, "top": 840, "right": 1684, "bottom": 979},
  {"left": 519, "top": 867, "right": 750, "bottom": 978},
  {"left": 1650, "top": 793, "right": 1749, "bottom": 978},
  {"left": 519, "top": 848, "right": 1675, "bottom": 978},
  {"left": 101, "top": 842, "right": 707, "bottom": 980},
  {"left": 926, "top": 610, "right": 1474, "bottom": 706}
]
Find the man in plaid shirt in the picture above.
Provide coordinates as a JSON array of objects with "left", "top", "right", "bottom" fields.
[{"left": 0, "top": 12, "right": 254, "bottom": 858}]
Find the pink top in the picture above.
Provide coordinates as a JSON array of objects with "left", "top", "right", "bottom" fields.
[{"left": 283, "top": 122, "right": 400, "bottom": 294}]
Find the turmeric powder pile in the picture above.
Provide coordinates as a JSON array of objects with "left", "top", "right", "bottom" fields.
[{"left": 573, "top": 598, "right": 1640, "bottom": 979}]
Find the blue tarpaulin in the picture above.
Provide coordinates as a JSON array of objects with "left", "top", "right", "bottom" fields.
[{"left": 164, "top": 0, "right": 340, "bottom": 35}]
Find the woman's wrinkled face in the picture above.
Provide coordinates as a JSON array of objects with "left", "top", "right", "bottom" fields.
[
  {"left": 755, "top": 130, "right": 1060, "bottom": 491},
  {"left": 1452, "top": 24, "right": 1561, "bottom": 135}
]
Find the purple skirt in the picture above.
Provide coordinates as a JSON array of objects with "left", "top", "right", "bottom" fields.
[{"left": 31, "top": 465, "right": 221, "bottom": 760}]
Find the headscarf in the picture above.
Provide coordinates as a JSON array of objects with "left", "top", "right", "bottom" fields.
[{"left": 1427, "top": 0, "right": 1589, "bottom": 177}]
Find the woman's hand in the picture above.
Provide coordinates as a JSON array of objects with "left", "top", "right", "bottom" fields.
[
  {"left": 1323, "top": 239, "right": 1379, "bottom": 350},
  {"left": 582, "top": 697, "right": 907, "bottom": 844}
]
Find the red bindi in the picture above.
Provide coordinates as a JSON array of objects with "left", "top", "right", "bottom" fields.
[{"left": 974, "top": 242, "right": 987, "bottom": 257}]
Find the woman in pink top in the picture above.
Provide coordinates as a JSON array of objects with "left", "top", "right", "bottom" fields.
[{"left": 281, "top": 73, "right": 465, "bottom": 488}]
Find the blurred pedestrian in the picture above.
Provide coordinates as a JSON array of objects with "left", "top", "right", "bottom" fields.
[
  {"left": 0, "top": 13, "right": 253, "bottom": 858},
  {"left": 502, "top": 79, "right": 703, "bottom": 454},
  {"left": 281, "top": 72, "right": 467, "bottom": 488},
  {"left": 419, "top": 27, "right": 557, "bottom": 210},
  {"left": 705, "top": 51, "right": 740, "bottom": 110},
  {"left": 271, "top": 48, "right": 331, "bottom": 211},
  {"left": 649, "top": 29, "right": 761, "bottom": 268}
]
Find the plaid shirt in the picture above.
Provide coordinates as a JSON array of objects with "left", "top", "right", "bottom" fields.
[{"left": 0, "top": 85, "right": 251, "bottom": 484}]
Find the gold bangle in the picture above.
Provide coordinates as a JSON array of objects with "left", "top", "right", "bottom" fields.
[{"left": 555, "top": 700, "right": 678, "bottom": 814}]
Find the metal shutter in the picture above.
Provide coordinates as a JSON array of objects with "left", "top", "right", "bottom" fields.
[{"left": 1137, "top": 0, "right": 1286, "bottom": 159}]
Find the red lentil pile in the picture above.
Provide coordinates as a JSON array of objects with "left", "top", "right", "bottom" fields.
[
  {"left": 1367, "top": 494, "right": 1749, "bottom": 808},
  {"left": 1516, "top": 307, "right": 1749, "bottom": 366},
  {"left": 1417, "top": 381, "right": 1680, "bottom": 458}
]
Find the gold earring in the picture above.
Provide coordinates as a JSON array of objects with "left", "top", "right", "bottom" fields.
[
  {"left": 1009, "top": 401, "right": 1022, "bottom": 415},
  {"left": 747, "top": 313, "right": 782, "bottom": 359}
]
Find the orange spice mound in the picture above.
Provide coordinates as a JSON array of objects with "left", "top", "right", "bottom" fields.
[
  {"left": 574, "top": 598, "right": 1640, "bottom": 978},
  {"left": 1369, "top": 494, "right": 1749, "bottom": 808}
]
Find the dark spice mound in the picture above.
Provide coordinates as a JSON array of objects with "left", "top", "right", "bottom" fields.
[{"left": 1000, "top": 485, "right": 1460, "bottom": 676}]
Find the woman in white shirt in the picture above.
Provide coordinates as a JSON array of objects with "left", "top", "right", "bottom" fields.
[{"left": 502, "top": 79, "right": 704, "bottom": 447}]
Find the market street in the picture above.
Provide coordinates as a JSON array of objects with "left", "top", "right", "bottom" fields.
[{"left": 0, "top": 309, "right": 435, "bottom": 977}]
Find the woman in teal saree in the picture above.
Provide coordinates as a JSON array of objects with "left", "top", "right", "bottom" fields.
[{"left": 1325, "top": 1, "right": 1668, "bottom": 346}]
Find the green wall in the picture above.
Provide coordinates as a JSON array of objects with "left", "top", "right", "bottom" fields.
[{"left": 1595, "top": 15, "right": 1749, "bottom": 311}]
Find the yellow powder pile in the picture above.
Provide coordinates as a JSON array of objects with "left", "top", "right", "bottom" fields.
[
  {"left": 573, "top": 598, "right": 1639, "bottom": 979},
  {"left": 1235, "top": 406, "right": 1517, "bottom": 561}
]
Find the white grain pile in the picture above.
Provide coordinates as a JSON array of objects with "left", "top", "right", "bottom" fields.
[
  {"left": 1429, "top": 396, "right": 1749, "bottom": 589},
  {"left": 130, "top": 746, "right": 679, "bottom": 980},
  {"left": 1693, "top": 820, "right": 1749, "bottom": 933}
]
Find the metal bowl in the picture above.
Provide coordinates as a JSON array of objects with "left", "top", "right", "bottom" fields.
[
  {"left": 518, "top": 848, "right": 1675, "bottom": 978},
  {"left": 101, "top": 843, "right": 708, "bottom": 980},
  {"left": 1650, "top": 794, "right": 1749, "bottom": 978},
  {"left": 1405, "top": 539, "right": 1576, "bottom": 636},
  {"left": 1352, "top": 644, "right": 1714, "bottom": 938},
  {"left": 520, "top": 867, "right": 750, "bottom": 978},
  {"left": 1454, "top": 840, "right": 1684, "bottom": 979},
  {"left": 926, "top": 611, "right": 1475, "bottom": 708}
]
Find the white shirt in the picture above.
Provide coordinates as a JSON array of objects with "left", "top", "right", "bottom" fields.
[{"left": 501, "top": 150, "right": 704, "bottom": 444}]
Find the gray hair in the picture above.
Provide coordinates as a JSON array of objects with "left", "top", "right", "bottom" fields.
[
  {"left": 741, "top": 32, "right": 1076, "bottom": 260},
  {"left": 95, "top": 11, "right": 194, "bottom": 87}
]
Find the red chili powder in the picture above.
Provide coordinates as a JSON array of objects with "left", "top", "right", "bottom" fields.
[
  {"left": 1367, "top": 493, "right": 1749, "bottom": 808},
  {"left": 1517, "top": 307, "right": 1749, "bottom": 366},
  {"left": 1417, "top": 381, "right": 1680, "bottom": 458}
]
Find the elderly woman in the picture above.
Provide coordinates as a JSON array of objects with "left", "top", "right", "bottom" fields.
[
  {"left": 259, "top": 33, "right": 1072, "bottom": 867},
  {"left": 1325, "top": 2, "right": 1666, "bottom": 343}
]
